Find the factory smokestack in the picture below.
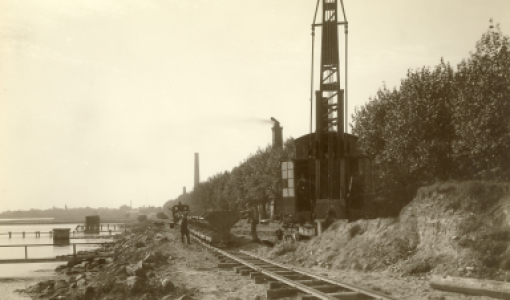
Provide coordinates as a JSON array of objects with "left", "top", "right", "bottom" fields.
[
  {"left": 194, "top": 153, "right": 200, "bottom": 189},
  {"left": 183, "top": 186, "right": 186, "bottom": 195},
  {"left": 271, "top": 117, "right": 283, "bottom": 149}
]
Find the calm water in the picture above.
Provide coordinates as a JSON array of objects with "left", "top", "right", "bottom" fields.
[{"left": 0, "top": 222, "right": 122, "bottom": 298}]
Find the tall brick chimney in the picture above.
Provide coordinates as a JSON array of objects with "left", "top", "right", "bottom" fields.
[{"left": 194, "top": 153, "right": 200, "bottom": 189}]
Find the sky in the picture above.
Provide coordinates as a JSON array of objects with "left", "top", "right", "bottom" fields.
[{"left": 1, "top": 0, "right": 509, "bottom": 211}]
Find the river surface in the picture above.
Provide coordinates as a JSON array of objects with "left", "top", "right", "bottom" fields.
[{"left": 0, "top": 220, "right": 122, "bottom": 299}]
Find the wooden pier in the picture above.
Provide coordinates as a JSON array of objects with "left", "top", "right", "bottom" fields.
[
  {"left": 0, "top": 242, "right": 113, "bottom": 264},
  {"left": 0, "top": 229, "right": 124, "bottom": 238}
]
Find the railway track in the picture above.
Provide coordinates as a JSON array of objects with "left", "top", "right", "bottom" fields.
[{"left": 188, "top": 229, "right": 397, "bottom": 300}]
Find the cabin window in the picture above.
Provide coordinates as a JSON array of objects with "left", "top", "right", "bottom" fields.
[{"left": 281, "top": 161, "right": 295, "bottom": 198}]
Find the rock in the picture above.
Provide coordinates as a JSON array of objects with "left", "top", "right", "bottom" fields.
[
  {"left": 70, "top": 282, "right": 78, "bottom": 289},
  {"left": 77, "top": 278, "right": 87, "bottom": 288},
  {"left": 71, "top": 265, "right": 85, "bottom": 273},
  {"left": 76, "top": 274, "right": 86, "bottom": 281},
  {"left": 147, "top": 271, "right": 156, "bottom": 278},
  {"left": 254, "top": 297, "right": 262, "bottom": 300},
  {"left": 54, "top": 280, "right": 68, "bottom": 289},
  {"left": 55, "top": 264, "right": 67, "bottom": 272},
  {"left": 138, "top": 260, "right": 154, "bottom": 271},
  {"left": 84, "top": 286, "right": 95, "bottom": 300},
  {"left": 127, "top": 264, "right": 147, "bottom": 277},
  {"left": 42, "top": 286, "right": 54, "bottom": 296},
  {"left": 126, "top": 276, "right": 145, "bottom": 293},
  {"left": 143, "top": 253, "right": 157, "bottom": 263},
  {"left": 26, "top": 282, "right": 45, "bottom": 293},
  {"left": 115, "top": 266, "right": 127, "bottom": 276},
  {"left": 45, "top": 280, "right": 56, "bottom": 287},
  {"left": 126, "top": 266, "right": 137, "bottom": 276},
  {"left": 135, "top": 266, "right": 146, "bottom": 278},
  {"left": 161, "top": 278, "right": 175, "bottom": 293},
  {"left": 94, "top": 257, "right": 106, "bottom": 264},
  {"left": 466, "top": 267, "right": 475, "bottom": 271},
  {"left": 48, "top": 288, "right": 68, "bottom": 300},
  {"left": 67, "top": 258, "right": 81, "bottom": 268}
]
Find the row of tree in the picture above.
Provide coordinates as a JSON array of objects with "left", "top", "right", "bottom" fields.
[
  {"left": 165, "top": 140, "right": 295, "bottom": 213},
  {"left": 351, "top": 23, "right": 510, "bottom": 209},
  {"left": 167, "top": 23, "right": 509, "bottom": 215}
]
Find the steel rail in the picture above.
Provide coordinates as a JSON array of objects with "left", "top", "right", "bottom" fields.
[
  {"left": 240, "top": 250, "right": 397, "bottom": 300},
  {"left": 191, "top": 235, "right": 338, "bottom": 300}
]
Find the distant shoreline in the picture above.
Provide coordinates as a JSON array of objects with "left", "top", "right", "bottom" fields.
[{"left": 0, "top": 218, "right": 135, "bottom": 225}]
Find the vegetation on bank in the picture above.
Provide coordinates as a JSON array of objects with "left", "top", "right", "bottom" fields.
[
  {"left": 168, "top": 22, "right": 509, "bottom": 216},
  {"left": 352, "top": 22, "right": 510, "bottom": 213},
  {"left": 166, "top": 139, "right": 295, "bottom": 214}
]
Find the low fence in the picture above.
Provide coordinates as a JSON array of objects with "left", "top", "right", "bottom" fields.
[
  {"left": 0, "top": 242, "right": 113, "bottom": 262},
  {"left": 0, "top": 229, "right": 125, "bottom": 238}
]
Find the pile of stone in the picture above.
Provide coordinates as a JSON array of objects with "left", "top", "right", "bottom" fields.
[{"left": 22, "top": 220, "right": 189, "bottom": 300}]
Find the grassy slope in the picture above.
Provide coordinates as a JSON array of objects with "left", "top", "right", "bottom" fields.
[{"left": 263, "top": 181, "right": 510, "bottom": 280}]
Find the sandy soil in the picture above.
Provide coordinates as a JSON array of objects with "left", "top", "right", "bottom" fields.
[
  {"left": 161, "top": 233, "right": 268, "bottom": 300},
  {"left": 146, "top": 227, "right": 502, "bottom": 300}
]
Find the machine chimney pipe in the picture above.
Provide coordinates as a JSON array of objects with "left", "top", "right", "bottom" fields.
[{"left": 271, "top": 117, "right": 283, "bottom": 149}]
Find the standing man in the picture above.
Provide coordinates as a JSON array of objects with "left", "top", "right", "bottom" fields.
[
  {"left": 347, "top": 167, "right": 364, "bottom": 221},
  {"left": 180, "top": 213, "right": 191, "bottom": 244}
]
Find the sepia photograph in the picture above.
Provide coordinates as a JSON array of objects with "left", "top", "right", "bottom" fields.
[{"left": 1, "top": 0, "right": 510, "bottom": 299}]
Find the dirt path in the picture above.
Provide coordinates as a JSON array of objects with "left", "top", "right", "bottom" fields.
[{"left": 161, "top": 232, "right": 268, "bottom": 300}]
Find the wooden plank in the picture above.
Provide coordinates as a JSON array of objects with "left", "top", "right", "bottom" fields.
[
  {"left": 267, "top": 287, "right": 299, "bottom": 299},
  {"left": 430, "top": 275, "right": 510, "bottom": 299}
]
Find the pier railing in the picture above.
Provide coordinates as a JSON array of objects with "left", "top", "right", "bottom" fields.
[
  {"left": 0, "top": 229, "right": 125, "bottom": 238},
  {"left": 0, "top": 242, "right": 114, "bottom": 263}
]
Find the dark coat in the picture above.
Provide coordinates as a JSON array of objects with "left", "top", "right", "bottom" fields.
[{"left": 180, "top": 217, "right": 189, "bottom": 233}]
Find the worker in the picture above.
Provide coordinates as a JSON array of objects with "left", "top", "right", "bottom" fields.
[
  {"left": 347, "top": 167, "right": 364, "bottom": 221},
  {"left": 180, "top": 212, "right": 191, "bottom": 244},
  {"left": 250, "top": 206, "right": 260, "bottom": 243}
]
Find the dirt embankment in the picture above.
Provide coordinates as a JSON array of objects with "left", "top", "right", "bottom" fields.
[{"left": 256, "top": 181, "right": 510, "bottom": 282}]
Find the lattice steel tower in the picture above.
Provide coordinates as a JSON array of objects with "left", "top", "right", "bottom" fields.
[{"left": 313, "top": 0, "right": 348, "bottom": 204}]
